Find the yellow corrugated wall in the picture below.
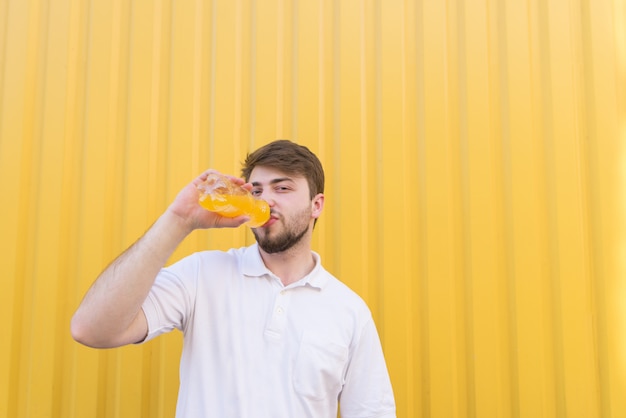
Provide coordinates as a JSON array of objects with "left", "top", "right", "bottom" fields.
[{"left": 0, "top": 0, "right": 624, "bottom": 416}]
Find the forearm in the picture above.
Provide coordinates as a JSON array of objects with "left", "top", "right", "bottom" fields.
[{"left": 71, "top": 209, "right": 191, "bottom": 347}]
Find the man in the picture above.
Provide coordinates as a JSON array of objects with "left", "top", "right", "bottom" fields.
[{"left": 71, "top": 140, "right": 396, "bottom": 417}]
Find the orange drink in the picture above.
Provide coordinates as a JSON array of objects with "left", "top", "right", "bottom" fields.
[{"left": 198, "top": 174, "right": 270, "bottom": 228}]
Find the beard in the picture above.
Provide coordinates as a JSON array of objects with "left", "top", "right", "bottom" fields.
[{"left": 252, "top": 208, "right": 311, "bottom": 254}]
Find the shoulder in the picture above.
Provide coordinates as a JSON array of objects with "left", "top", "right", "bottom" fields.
[
  {"left": 159, "top": 246, "right": 252, "bottom": 283},
  {"left": 166, "top": 246, "right": 248, "bottom": 267},
  {"left": 317, "top": 269, "right": 373, "bottom": 319}
]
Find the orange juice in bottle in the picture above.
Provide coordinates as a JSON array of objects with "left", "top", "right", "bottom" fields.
[{"left": 197, "top": 173, "right": 270, "bottom": 228}]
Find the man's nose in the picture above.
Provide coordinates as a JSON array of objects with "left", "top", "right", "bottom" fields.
[{"left": 259, "top": 191, "right": 275, "bottom": 206}]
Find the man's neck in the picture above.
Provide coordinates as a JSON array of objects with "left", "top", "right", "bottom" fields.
[{"left": 259, "top": 242, "right": 316, "bottom": 286}]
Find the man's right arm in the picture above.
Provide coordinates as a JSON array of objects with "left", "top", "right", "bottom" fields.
[{"left": 70, "top": 170, "right": 250, "bottom": 348}]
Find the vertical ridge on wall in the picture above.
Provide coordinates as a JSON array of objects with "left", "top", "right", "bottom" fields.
[
  {"left": 233, "top": 0, "right": 245, "bottom": 161},
  {"left": 0, "top": 0, "right": 8, "bottom": 124},
  {"left": 586, "top": 1, "right": 625, "bottom": 416},
  {"left": 60, "top": 0, "right": 89, "bottom": 416},
  {"left": 447, "top": 2, "right": 472, "bottom": 416},
  {"left": 10, "top": 0, "right": 48, "bottom": 416},
  {"left": 411, "top": 1, "right": 430, "bottom": 414},
  {"left": 401, "top": 3, "right": 423, "bottom": 418},
  {"left": 290, "top": 0, "right": 299, "bottom": 140},
  {"left": 494, "top": 0, "right": 521, "bottom": 415},
  {"left": 191, "top": 0, "right": 206, "bottom": 182},
  {"left": 579, "top": 0, "right": 608, "bottom": 410},
  {"left": 43, "top": 0, "right": 75, "bottom": 416},
  {"left": 533, "top": 1, "right": 562, "bottom": 415}
]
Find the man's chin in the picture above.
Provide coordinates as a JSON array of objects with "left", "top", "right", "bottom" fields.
[{"left": 253, "top": 227, "right": 309, "bottom": 254}]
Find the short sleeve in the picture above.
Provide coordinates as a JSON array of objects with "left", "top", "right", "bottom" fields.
[
  {"left": 339, "top": 318, "right": 396, "bottom": 418},
  {"left": 140, "top": 256, "right": 198, "bottom": 342}
]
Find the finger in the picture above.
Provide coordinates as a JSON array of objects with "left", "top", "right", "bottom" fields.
[
  {"left": 225, "top": 175, "right": 246, "bottom": 186},
  {"left": 196, "top": 169, "right": 221, "bottom": 182},
  {"left": 208, "top": 214, "right": 250, "bottom": 229}
]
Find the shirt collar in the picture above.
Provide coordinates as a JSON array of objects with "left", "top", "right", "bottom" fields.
[{"left": 242, "top": 244, "right": 329, "bottom": 290}]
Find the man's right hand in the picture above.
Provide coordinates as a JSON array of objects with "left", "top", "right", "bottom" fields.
[{"left": 167, "top": 169, "right": 251, "bottom": 232}]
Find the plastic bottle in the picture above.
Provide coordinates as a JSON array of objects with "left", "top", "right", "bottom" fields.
[{"left": 197, "top": 173, "right": 270, "bottom": 228}]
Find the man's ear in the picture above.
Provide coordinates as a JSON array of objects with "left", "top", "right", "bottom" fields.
[{"left": 311, "top": 193, "right": 324, "bottom": 219}]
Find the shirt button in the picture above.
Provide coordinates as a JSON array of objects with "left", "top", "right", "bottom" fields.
[{"left": 276, "top": 307, "right": 284, "bottom": 315}]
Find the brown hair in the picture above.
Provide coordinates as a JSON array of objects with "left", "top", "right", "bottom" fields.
[{"left": 241, "top": 139, "right": 325, "bottom": 199}]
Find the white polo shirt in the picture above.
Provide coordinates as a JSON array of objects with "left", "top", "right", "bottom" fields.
[{"left": 141, "top": 244, "right": 395, "bottom": 418}]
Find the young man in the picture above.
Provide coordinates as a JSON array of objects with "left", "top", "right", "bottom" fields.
[{"left": 71, "top": 140, "right": 396, "bottom": 418}]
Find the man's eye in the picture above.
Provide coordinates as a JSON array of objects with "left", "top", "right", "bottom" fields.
[{"left": 251, "top": 189, "right": 262, "bottom": 196}]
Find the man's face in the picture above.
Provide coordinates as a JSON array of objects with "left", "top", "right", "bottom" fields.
[{"left": 249, "top": 166, "right": 323, "bottom": 254}]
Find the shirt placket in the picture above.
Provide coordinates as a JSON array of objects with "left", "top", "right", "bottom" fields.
[{"left": 264, "top": 288, "right": 292, "bottom": 340}]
